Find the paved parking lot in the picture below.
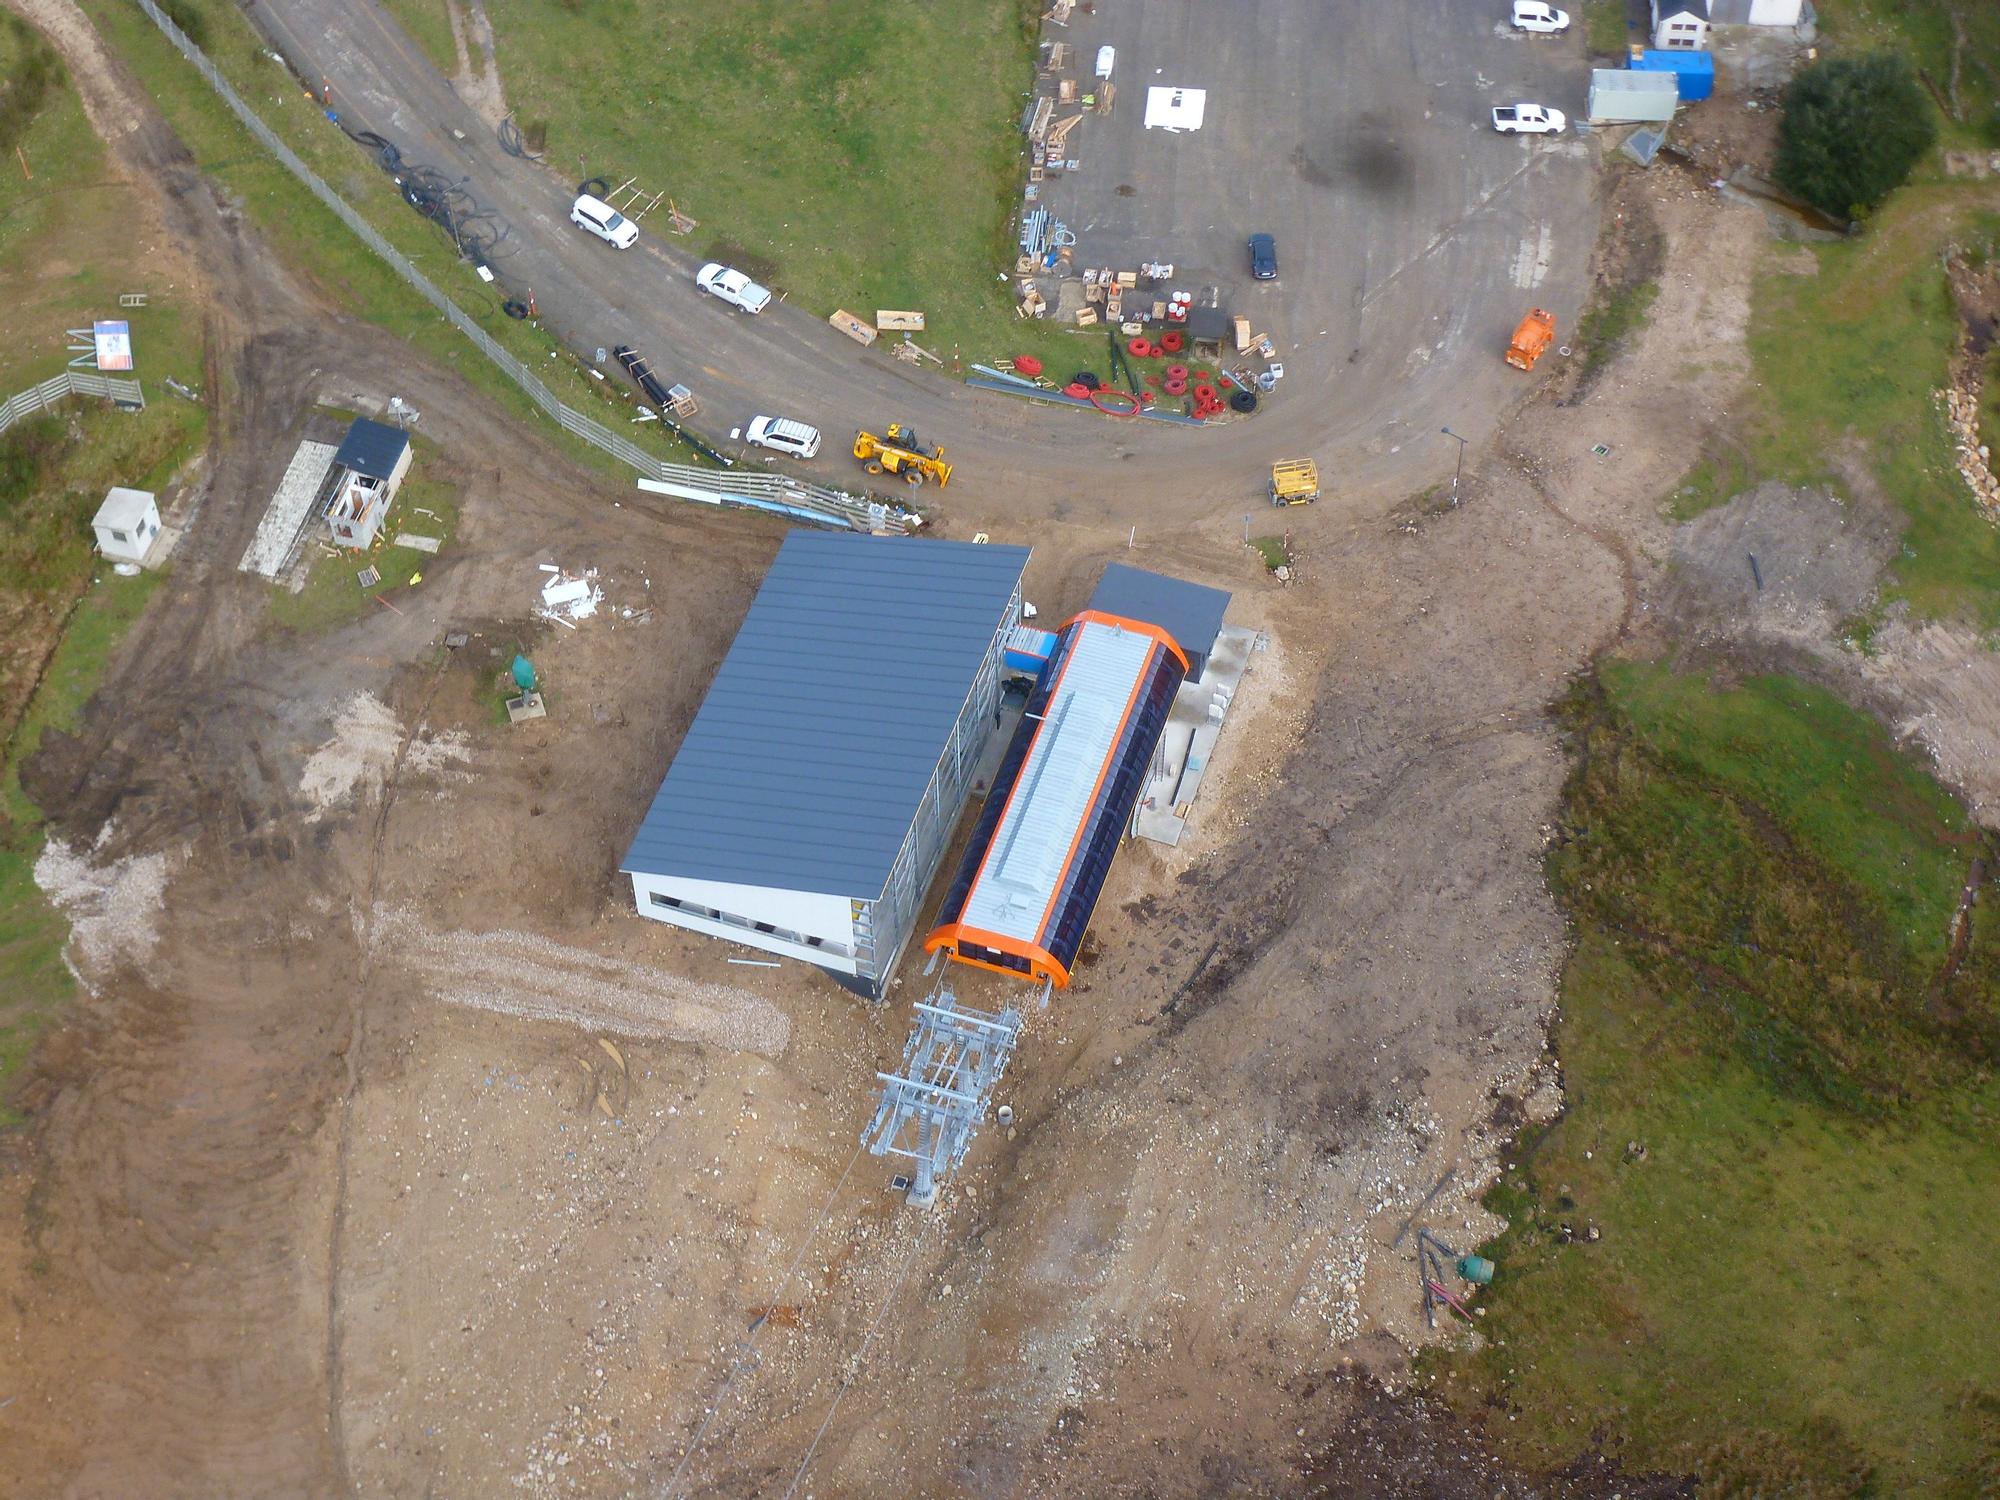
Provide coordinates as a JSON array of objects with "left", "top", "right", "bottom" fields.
[{"left": 1031, "top": 0, "right": 1596, "bottom": 474}]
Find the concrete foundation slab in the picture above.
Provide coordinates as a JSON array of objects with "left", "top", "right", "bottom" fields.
[{"left": 1133, "top": 623, "right": 1258, "bottom": 846}]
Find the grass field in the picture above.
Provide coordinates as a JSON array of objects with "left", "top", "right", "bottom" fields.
[
  {"left": 1746, "top": 196, "right": 2000, "bottom": 624},
  {"left": 269, "top": 457, "right": 458, "bottom": 634},
  {"left": 1427, "top": 662, "right": 2000, "bottom": 1495},
  {"left": 1815, "top": 0, "right": 2000, "bottom": 150},
  {"left": 481, "top": 0, "right": 1080, "bottom": 373}
]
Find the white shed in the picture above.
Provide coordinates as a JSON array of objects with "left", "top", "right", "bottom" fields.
[
  {"left": 1589, "top": 68, "right": 1680, "bottom": 124},
  {"left": 91, "top": 487, "right": 162, "bottom": 565},
  {"left": 1651, "top": 0, "right": 1711, "bottom": 49}
]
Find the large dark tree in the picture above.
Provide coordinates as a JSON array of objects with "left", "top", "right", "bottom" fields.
[{"left": 1774, "top": 54, "right": 1936, "bottom": 220}]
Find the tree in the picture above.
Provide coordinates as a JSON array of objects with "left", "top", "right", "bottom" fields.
[{"left": 1774, "top": 54, "right": 1936, "bottom": 221}]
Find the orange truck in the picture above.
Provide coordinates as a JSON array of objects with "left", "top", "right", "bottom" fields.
[{"left": 1505, "top": 309, "right": 1556, "bottom": 370}]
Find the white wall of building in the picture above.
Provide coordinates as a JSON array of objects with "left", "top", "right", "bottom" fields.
[{"left": 629, "top": 872, "right": 861, "bottom": 974}]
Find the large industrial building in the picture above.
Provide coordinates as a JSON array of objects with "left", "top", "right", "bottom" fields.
[{"left": 621, "top": 530, "right": 1030, "bottom": 996}]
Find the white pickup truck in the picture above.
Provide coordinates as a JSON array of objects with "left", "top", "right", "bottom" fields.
[{"left": 1491, "top": 103, "right": 1567, "bottom": 134}]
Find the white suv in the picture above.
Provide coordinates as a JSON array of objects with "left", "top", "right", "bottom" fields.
[
  {"left": 570, "top": 194, "right": 638, "bottom": 249},
  {"left": 744, "top": 416, "right": 821, "bottom": 460},
  {"left": 1509, "top": 1, "right": 1570, "bottom": 33},
  {"left": 695, "top": 263, "right": 773, "bottom": 315}
]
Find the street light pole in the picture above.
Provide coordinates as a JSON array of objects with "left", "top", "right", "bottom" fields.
[{"left": 1440, "top": 426, "right": 1468, "bottom": 506}]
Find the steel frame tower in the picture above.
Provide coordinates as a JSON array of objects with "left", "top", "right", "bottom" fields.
[{"left": 864, "top": 984, "right": 1023, "bottom": 1206}]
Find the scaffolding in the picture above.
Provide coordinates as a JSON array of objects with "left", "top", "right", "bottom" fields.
[{"left": 864, "top": 984, "right": 1022, "bottom": 1206}]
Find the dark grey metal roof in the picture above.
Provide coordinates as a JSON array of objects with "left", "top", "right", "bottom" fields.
[
  {"left": 334, "top": 417, "right": 409, "bottom": 479},
  {"left": 622, "top": 531, "right": 1030, "bottom": 898},
  {"left": 1087, "top": 563, "right": 1230, "bottom": 678}
]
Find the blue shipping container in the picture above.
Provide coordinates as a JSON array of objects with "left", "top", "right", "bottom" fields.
[{"left": 1632, "top": 49, "right": 1715, "bottom": 102}]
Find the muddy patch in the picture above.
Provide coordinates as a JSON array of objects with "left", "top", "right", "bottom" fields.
[{"left": 1654, "top": 480, "right": 1903, "bottom": 646}]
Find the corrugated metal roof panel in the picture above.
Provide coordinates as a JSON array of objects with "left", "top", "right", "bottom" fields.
[{"left": 621, "top": 531, "right": 1029, "bottom": 897}]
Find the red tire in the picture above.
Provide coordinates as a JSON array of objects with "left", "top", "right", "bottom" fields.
[
  {"left": 1160, "top": 330, "right": 1184, "bottom": 353},
  {"left": 1165, "top": 364, "right": 1188, "bottom": 383},
  {"left": 1128, "top": 338, "right": 1153, "bottom": 358},
  {"left": 1193, "top": 383, "right": 1216, "bottom": 404},
  {"left": 1163, "top": 377, "right": 1187, "bottom": 397},
  {"left": 1014, "top": 355, "right": 1043, "bottom": 377},
  {"left": 1063, "top": 381, "right": 1091, "bottom": 399}
]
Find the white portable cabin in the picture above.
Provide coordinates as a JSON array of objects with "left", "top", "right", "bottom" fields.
[
  {"left": 91, "top": 487, "right": 162, "bottom": 564},
  {"left": 1589, "top": 68, "right": 1681, "bottom": 124}
]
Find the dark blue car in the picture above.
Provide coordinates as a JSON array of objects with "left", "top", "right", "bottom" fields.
[{"left": 1248, "top": 233, "right": 1277, "bottom": 280}]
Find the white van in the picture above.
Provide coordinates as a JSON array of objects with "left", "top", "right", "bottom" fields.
[
  {"left": 745, "top": 416, "right": 821, "bottom": 460},
  {"left": 570, "top": 194, "right": 638, "bottom": 249}
]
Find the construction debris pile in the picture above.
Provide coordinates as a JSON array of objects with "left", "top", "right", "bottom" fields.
[{"left": 537, "top": 564, "right": 604, "bottom": 625}]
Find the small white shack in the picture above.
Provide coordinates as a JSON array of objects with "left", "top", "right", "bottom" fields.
[
  {"left": 1589, "top": 68, "right": 1681, "bottom": 124},
  {"left": 324, "top": 416, "right": 412, "bottom": 550},
  {"left": 91, "top": 487, "right": 162, "bottom": 565},
  {"left": 1651, "top": 0, "right": 1711, "bottom": 50}
]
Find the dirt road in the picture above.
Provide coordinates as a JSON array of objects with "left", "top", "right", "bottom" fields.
[{"left": 6, "top": 4, "right": 1988, "bottom": 1497}]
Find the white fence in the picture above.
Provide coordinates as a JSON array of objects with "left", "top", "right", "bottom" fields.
[
  {"left": 133, "top": 0, "right": 902, "bottom": 534},
  {"left": 0, "top": 370, "right": 145, "bottom": 437}
]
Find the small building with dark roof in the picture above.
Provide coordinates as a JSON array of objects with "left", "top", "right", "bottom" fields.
[
  {"left": 621, "top": 530, "right": 1030, "bottom": 995},
  {"left": 1087, "top": 563, "right": 1230, "bottom": 680},
  {"left": 323, "top": 416, "right": 412, "bottom": 549}
]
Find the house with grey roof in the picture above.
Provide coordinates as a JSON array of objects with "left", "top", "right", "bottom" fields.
[{"left": 621, "top": 530, "right": 1029, "bottom": 995}]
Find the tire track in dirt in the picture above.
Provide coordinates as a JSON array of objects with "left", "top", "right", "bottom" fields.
[{"left": 1509, "top": 446, "right": 1639, "bottom": 655}]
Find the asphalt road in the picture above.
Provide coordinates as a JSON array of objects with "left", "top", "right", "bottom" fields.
[{"left": 247, "top": 0, "right": 1599, "bottom": 522}]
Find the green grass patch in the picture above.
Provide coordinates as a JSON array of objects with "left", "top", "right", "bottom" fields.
[
  {"left": 0, "top": 571, "right": 162, "bottom": 1124},
  {"left": 1250, "top": 535, "right": 1290, "bottom": 571},
  {"left": 482, "top": 0, "right": 1052, "bottom": 370},
  {"left": 0, "top": 12, "right": 62, "bottom": 158},
  {"left": 1814, "top": 0, "right": 2000, "bottom": 150},
  {"left": 269, "top": 460, "right": 458, "bottom": 634},
  {"left": 1427, "top": 663, "right": 2000, "bottom": 1493},
  {"left": 1576, "top": 278, "right": 1657, "bottom": 367},
  {"left": 1582, "top": 0, "right": 1634, "bottom": 59},
  {"left": 1747, "top": 196, "right": 2000, "bottom": 623},
  {"left": 1664, "top": 443, "right": 1754, "bottom": 522}
]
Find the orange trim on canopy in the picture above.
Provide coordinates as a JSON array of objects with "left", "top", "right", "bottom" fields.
[{"left": 922, "top": 921, "right": 1071, "bottom": 988}]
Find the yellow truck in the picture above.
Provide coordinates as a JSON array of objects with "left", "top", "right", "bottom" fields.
[{"left": 1269, "top": 459, "right": 1319, "bottom": 506}]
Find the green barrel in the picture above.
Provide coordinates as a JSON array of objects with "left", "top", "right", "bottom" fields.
[{"left": 1456, "top": 1254, "right": 1495, "bottom": 1285}]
